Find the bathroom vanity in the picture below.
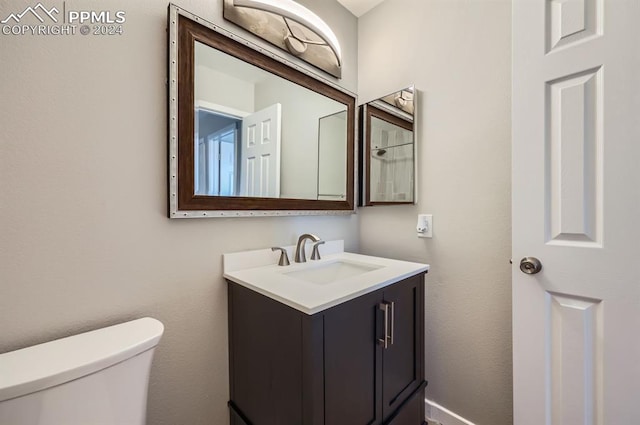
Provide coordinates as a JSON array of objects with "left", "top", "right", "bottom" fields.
[{"left": 224, "top": 242, "right": 429, "bottom": 425}]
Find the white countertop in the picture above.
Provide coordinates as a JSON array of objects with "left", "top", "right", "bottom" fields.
[{"left": 223, "top": 241, "right": 429, "bottom": 315}]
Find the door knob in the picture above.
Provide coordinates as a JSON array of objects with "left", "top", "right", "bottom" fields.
[{"left": 519, "top": 257, "right": 542, "bottom": 274}]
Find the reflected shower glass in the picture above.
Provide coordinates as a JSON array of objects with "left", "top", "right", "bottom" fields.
[{"left": 369, "top": 115, "right": 414, "bottom": 202}]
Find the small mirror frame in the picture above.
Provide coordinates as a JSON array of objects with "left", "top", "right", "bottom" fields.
[
  {"left": 168, "top": 5, "right": 356, "bottom": 218},
  {"left": 359, "top": 87, "right": 418, "bottom": 206}
]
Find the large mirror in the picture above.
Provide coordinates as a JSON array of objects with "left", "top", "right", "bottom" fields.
[
  {"left": 168, "top": 5, "right": 355, "bottom": 218},
  {"left": 359, "top": 86, "right": 417, "bottom": 206}
]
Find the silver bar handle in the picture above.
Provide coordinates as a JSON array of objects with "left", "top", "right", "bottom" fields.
[
  {"left": 378, "top": 302, "right": 389, "bottom": 349},
  {"left": 389, "top": 301, "right": 395, "bottom": 346}
]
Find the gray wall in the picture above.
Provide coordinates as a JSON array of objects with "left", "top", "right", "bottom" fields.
[
  {"left": 0, "top": 1, "right": 357, "bottom": 424},
  {"left": 358, "top": 0, "right": 513, "bottom": 424}
]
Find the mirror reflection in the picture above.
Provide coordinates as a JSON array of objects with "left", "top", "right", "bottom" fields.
[
  {"left": 168, "top": 8, "right": 356, "bottom": 217},
  {"left": 318, "top": 111, "right": 347, "bottom": 200},
  {"left": 360, "top": 86, "right": 417, "bottom": 205},
  {"left": 194, "top": 41, "right": 347, "bottom": 200}
]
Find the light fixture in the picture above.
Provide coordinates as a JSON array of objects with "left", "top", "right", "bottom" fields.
[
  {"left": 394, "top": 93, "right": 407, "bottom": 108},
  {"left": 223, "top": 0, "right": 343, "bottom": 78},
  {"left": 373, "top": 86, "right": 415, "bottom": 120}
]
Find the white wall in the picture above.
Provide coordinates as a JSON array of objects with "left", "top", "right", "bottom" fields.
[
  {"left": 358, "top": 1, "right": 512, "bottom": 424},
  {"left": 195, "top": 65, "right": 255, "bottom": 113},
  {"left": 0, "top": 1, "right": 357, "bottom": 425}
]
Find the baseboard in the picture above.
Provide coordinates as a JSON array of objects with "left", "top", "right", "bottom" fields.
[{"left": 425, "top": 398, "right": 477, "bottom": 425}]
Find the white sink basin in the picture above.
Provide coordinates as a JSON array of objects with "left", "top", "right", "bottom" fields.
[
  {"left": 282, "top": 260, "right": 382, "bottom": 285},
  {"left": 223, "top": 241, "right": 429, "bottom": 314}
]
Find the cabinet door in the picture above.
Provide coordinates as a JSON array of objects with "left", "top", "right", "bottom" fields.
[
  {"left": 228, "top": 283, "right": 303, "bottom": 425},
  {"left": 382, "top": 274, "right": 425, "bottom": 419},
  {"left": 324, "top": 289, "right": 384, "bottom": 425}
]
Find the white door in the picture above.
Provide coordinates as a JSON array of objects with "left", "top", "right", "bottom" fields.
[
  {"left": 513, "top": 0, "right": 640, "bottom": 424},
  {"left": 240, "top": 103, "right": 281, "bottom": 197}
]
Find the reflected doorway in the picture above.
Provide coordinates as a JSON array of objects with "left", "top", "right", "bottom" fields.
[{"left": 195, "top": 109, "right": 241, "bottom": 196}]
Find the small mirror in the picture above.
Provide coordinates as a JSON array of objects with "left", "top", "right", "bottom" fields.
[
  {"left": 168, "top": 6, "right": 355, "bottom": 218},
  {"left": 359, "top": 86, "right": 417, "bottom": 205}
]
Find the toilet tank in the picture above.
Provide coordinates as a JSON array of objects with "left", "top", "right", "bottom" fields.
[{"left": 0, "top": 317, "right": 164, "bottom": 425}]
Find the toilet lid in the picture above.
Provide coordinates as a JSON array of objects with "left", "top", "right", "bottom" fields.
[{"left": 0, "top": 317, "right": 164, "bottom": 402}]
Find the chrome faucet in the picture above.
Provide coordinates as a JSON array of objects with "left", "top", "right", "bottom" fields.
[{"left": 294, "top": 233, "right": 321, "bottom": 263}]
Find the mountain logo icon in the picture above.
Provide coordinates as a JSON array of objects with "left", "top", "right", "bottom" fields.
[{"left": 1, "top": 3, "right": 59, "bottom": 24}]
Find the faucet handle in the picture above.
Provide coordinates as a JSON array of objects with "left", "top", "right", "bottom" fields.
[
  {"left": 271, "top": 247, "right": 290, "bottom": 266},
  {"left": 310, "top": 240, "right": 325, "bottom": 261}
]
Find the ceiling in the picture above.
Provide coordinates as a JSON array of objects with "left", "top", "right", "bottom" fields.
[{"left": 336, "top": 0, "right": 386, "bottom": 17}]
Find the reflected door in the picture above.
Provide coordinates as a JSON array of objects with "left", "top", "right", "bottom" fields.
[
  {"left": 240, "top": 103, "right": 282, "bottom": 197},
  {"left": 513, "top": 0, "right": 640, "bottom": 424}
]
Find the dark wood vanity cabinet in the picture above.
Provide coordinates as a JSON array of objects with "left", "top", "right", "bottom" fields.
[{"left": 227, "top": 273, "right": 427, "bottom": 425}]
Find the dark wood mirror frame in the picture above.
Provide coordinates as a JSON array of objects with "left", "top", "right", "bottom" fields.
[
  {"left": 360, "top": 104, "right": 414, "bottom": 206},
  {"left": 169, "top": 7, "right": 356, "bottom": 218}
]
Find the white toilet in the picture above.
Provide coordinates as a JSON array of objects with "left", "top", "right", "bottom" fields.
[{"left": 0, "top": 317, "right": 164, "bottom": 425}]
